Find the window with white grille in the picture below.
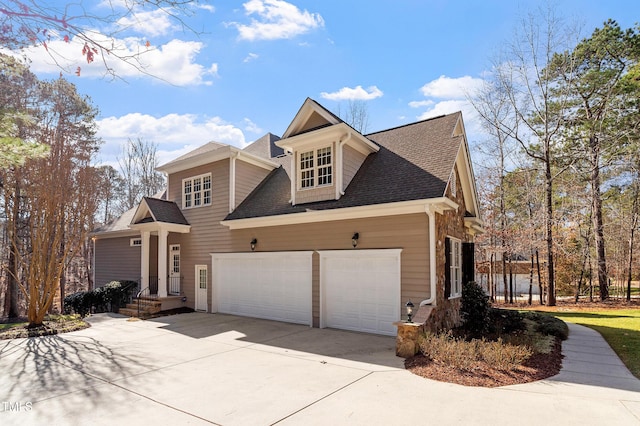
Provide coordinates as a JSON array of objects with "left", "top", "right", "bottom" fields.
[
  {"left": 183, "top": 173, "right": 212, "bottom": 209},
  {"left": 299, "top": 146, "right": 332, "bottom": 189}
]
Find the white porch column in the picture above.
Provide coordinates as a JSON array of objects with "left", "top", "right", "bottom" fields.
[
  {"left": 157, "top": 228, "right": 169, "bottom": 298},
  {"left": 141, "top": 231, "right": 150, "bottom": 291}
]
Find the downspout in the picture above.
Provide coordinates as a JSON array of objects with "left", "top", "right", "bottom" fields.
[
  {"left": 91, "top": 236, "right": 96, "bottom": 291},
  {"left": 290, "top": 149, "right": 296, "bottom": 206},
  {"left": 229, "top": 152, "right": 237, "bottom": 213},
  {"left": 338, "top": 133, "right": 351, "bottom": 196},
  {"left": 421, "top": 205, "right": 438, "bottom": 306}
]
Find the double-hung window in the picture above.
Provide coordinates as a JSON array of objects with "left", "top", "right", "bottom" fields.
[
  {"left": 445, "top": 236, "right": 462, "bottom": 298},
  {"left": 183, "top": 173, "right": 212, "bottom": 209},
  {"left": 299, "top": 146, "right": 332, "bottom": 189}
]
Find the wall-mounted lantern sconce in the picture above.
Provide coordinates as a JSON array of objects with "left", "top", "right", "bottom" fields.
[
  {"left": 406, "top": 299, "right": 415, "bottom": 323},
  {"left": 352, "top": 232, "right": 359, "bottom": 248},
  {"left": 250, "top": 238, "right": 257, "bottom": 251}
]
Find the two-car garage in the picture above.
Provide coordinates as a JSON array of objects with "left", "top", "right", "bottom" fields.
[{"left": 211, "top": 249, "right": 402, "bottom": 336}]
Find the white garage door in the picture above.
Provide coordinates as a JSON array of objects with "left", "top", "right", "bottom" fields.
[
  {"left": 320, "top": 249, "right": 402, "bottom": 336},
  {"left": 211, "top": 252, "right": 313, "bottom": 326}
]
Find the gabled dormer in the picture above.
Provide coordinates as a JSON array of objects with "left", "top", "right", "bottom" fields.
[{"left": 276, "top": 98, "right": 379, "bottom": 205}]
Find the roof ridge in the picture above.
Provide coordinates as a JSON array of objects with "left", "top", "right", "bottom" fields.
[{"left": 366, "top": 112, "right": 459, "bottom": 136}]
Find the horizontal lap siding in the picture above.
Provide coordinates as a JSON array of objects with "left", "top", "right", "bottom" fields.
[
  {"left": 342, "top": 145, "right": 366, "bottom": 191},
  {"left": 168, "top": 161, "right": 232, "bottom": 307},
  {"left": 94, "top": 236, "right": 142, "bottom": 287},
  {"left": 235, "top": 161, "right": 271, "bottom": 208},
  {"left": 226, "top": 213, "right": 430, "bottom": 325}
]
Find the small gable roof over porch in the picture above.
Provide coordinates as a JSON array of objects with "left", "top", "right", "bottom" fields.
[{"left": 130, "top": 197, "right": 191, "bottom": 233}]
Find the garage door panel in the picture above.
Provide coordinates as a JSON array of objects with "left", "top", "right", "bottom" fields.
[
  {"left": 212, "top": 252, "right": 312, "bottom": 326},
  {"left": 320, "top": 249, "right": 401, "bottom": 336}
]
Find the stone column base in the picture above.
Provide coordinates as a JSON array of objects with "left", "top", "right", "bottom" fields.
[{"left": 393, "top": 321, "right": 422, "bottom": 358}]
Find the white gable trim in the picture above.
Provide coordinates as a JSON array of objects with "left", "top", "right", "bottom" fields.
[
  {"left": 282, "top": 98, "right": 341, "bottom": 138},
  {"left": 157, "top": 145, "right": 278, "bottom": 175}
]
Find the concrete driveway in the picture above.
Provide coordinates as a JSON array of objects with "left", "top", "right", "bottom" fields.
[{"left": 1, "top": 312, "right": 639, "bottom": 425}]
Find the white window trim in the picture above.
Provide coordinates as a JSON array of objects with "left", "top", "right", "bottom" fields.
[
  {"left": 130, "top": 238, "right": 142, "bottom": 247},
  {"left": 298, "top": 146, "right": 333, "bottom": 190},
  {"left": 450, "top": 169, "right": 457, "bottom": 197},
  {"left": 449, "top": 236, "right": 462, "bottom": 298},
  {"left": 182, "top": 173, "right": 212, "bottom": 209}
]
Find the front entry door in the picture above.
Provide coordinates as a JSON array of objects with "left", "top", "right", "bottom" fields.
[
  {"left": 195, "top": 265, "right": 208, "bottom": 311},
  {"left": 169, "top": 244, "right": 180, "bottom": 295}
]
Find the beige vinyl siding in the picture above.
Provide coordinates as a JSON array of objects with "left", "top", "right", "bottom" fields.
[
  {"left": 235, "top": 160, "right": 271, "bottom": 208},
  {"left": 296, "top": 185, "right": 335, "bottom": 204},
  {"left": 223, "top": 213, "right": 430, "bottom": 327},
  {"left": 342, "top": 144, "right": 367, "bottom": 191},
  {"left": 296, "top": 111, "right": 329, "bottom": 134},
  {"left": 94, "top": 236, "right": 142, "bottom": 287},
  {"left": 167, "top": 161, "right": 233, "bottom": 307}
]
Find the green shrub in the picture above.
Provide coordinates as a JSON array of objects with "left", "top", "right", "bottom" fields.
[
  {"left": 522, "top": 311, "right": 569, "bottom": 340},
  {"left": 505, "top": 328, "right": 556, "bottom": 354},
  {"left": 64, "top": 291, "right": 92, "bottom": 317},
  {"left": 490, "top": 308, "right": 526, "bottom": 335},
  {"left": 460, "top": 281, "right": 491, "bottom": 335},
  {"left": 63, "top": 280, "right": 139, "bottom": 317}
]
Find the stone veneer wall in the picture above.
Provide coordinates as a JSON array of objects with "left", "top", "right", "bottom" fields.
[{"left": 424, "top": 166, "right": 472, "bottom": 332}]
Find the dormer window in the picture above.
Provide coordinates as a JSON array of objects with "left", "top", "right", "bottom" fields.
[{"left": 299, "top": 146, "right": 332, "bottom": 189}]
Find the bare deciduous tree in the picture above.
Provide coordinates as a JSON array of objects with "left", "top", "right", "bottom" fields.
[
  {"left": 0, "top": 0, "right": 198, "bottom": 79},
  {"left": 118, "top": 137, "right": 165, "bottom": 211}
]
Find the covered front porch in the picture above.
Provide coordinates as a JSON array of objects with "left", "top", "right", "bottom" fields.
[{"left": 129, "top": 197, "right": 191, "bottom": 299}]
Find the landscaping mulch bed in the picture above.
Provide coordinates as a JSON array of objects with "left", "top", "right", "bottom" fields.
[
  {"left": 0, "top": 316, "right": 90, "bottom": 340},
  {"left": 405, "top": 338, "right": 563, "bottom": 387}
]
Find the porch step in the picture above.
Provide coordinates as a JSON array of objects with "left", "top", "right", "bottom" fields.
[{"left": 118, "top": 298, "right": 162, "bottom": 318}]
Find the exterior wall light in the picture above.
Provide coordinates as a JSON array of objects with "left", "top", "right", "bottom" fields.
[
  {"left": 406, "top": 299, "right": 415, "bottom": 323},
  {"left": 250, "top": 238, "right": 257, "bottom": 251},
  {"left": 352, "top": 232, "right": 359, "bottom": 248}
]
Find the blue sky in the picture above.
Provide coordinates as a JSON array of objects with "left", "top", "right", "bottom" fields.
[{"left": 13, "top": 0, "right": 640, "bottom": 168}]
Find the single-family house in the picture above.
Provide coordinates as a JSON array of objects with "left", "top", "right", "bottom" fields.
[{"left": 92, "top": 98, "right": 483, "bottom": 335}]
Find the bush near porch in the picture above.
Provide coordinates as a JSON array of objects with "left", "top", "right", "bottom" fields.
[{"left": 64, "top": 280, "right": 138, "bottom": 317}]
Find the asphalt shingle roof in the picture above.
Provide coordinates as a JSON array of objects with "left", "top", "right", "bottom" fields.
[
  {"left": 225, "top": 112, "right": 462, "bottom": 221},
  {"left": 243, "top": 133, "right": 284, "bottom": 159},
  {"left": 139, "top": 197, "right": 189, "bottom": 225}
]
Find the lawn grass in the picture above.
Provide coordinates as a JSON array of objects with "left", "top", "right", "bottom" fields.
[
  {"left": 0, "top": 321, "right": 26, "bottom": 331},
  {"left": 551, "top": 309, "right": 640, "bottom": 379}
]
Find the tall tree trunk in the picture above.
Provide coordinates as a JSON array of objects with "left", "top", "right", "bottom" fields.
[
  {"left": 502, "top": 254, "right": 508, "bottom": 303},
  {"left": 590, "top": 136, "right": 608, "bottom": 300},
  {"left": 6, "top": 179, "right": 22, "bottom": 318},
  {"left": 536, "top": 249, "right": 544, "bottom": 305},
  {"left": 529, "top": 250, "right": 534, "bottom": 305},
  {"left": 59, "top": 236, "right": 66, "bottom": 313},
  {"left": 626, "top": 189, "right": 638, "bottom": 302},
  {"left": 545, "top": 159, "right": 556, "bottom": 306}
]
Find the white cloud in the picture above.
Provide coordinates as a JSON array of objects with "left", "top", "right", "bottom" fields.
[
  {"left": 243, "top": 52, "right": 259, "bottom": 63},
  {"left": 320, "top": 85, "right": 383, "bottom": 101},
  {"left": 116, "top": 9, "right": 175, "bottom": 37},
  {"left": 411, "top": 75, "right": 486, "bottom": 143},
  {"left": 232, "top": 0, "right": 324, "bottom": 41},
  {"left": 420, "top": 75, "right": 483, "bottom": 99},
  {"left": 10, "top": 34, "right": 217, "bottom": 86},
  {"left": 243, "top": 118, "right": 263, "bottom": 134},
  {"left": 96, "top": 113, "right": 247, "bottom": 166},
  {"left": 198, "top": 4, "right": 216, "bottom": 13},
  {"left": 407, "top": 100, "right": 434, "bottom": 108}
]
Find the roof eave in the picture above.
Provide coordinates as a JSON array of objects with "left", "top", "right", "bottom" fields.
[
  {"left": 220, "top": 197, "right": 457, "bottom": 230},
  {"left": 157, "top": 145, "right": 278, "bottom": 175}
]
